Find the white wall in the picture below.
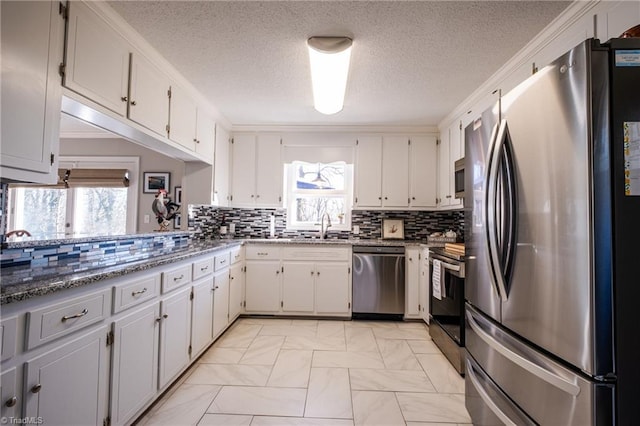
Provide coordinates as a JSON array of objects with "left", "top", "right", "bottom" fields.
[{"left": 60, "top": 138, "right": 185, "bottom": 233}]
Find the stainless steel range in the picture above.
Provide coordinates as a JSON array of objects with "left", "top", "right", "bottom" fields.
[{"left": 429, "top": 247, "right": 465, "bottom": 374}]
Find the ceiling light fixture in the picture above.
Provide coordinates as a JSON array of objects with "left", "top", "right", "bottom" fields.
[{"left": 307, "top": 37, "right": 353, "bottom": 115}]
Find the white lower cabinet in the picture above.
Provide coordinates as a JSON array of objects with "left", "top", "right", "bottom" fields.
[
  {"left": 1, "top": 367, "right": 18, "bottom": 421},
  {"left": 282, "top": 262, "right": 315, "bottom": 313},
  {"left": 315, "top": 263, "right": 351, "bottom": 315},
  {"left": 111, "top": 303, "right": 160, "bottom": 426},
  {"left": 229, "top": 262, "right": 245, "bottom": 321},
  {"left": 24, "top": 325, "right": 110, "bottom": 426},
  {"left": 405, "top": 247, "right": 421, "bottom": 319},
  {"left": 212, "top": 270, "right": 230, "bottom": 338},
  {"left": 245, "top": 260, "right": 282, "bottom": 313},
  {"left": 419, "top": 247, "right": 430, "bottom": 324},
  {"left": 190, "top": 277, "right": 214, "bottom": 358},
  {"left": 159, "top": 287, "right": 192, "bottom": 388}
]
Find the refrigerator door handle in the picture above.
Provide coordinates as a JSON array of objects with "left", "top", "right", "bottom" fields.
[
  {"left": 465, "top": 358, "right": 519, "bottom": 426},
  {"left": 466, "top": 310, "right": 581, "bottom": 396},
  {"left": 486, "top": 120, "right": 509, "bottom": 301}
]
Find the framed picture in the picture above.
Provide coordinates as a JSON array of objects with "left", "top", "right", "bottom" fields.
[
  {"left": 174, "top": 186, "right": 182, "bottom": 204},
  {"left": 173, "top": 213, "right": 182, "bottom": 230},
  {"left": 143, "top": 172, "right": 170, "bottom": 193},
  {"left": 382, "top": 219, "right": 404, "bottom": 239}
]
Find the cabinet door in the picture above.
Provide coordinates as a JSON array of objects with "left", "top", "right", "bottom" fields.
[
  {"left": 315, "top": 263, "right": 351, "bottom": 315},
  {"left": 213, "top": 270, "right": 230, "bottom": 338},
  {"left": 159, "top": 287, "right": 191, "bottom": 388},
  {"left": 420, "top": 248, "right": 430, "bottom": 324},
  {"left": 382, "top": 136, "right": 410, "bottom": 207},
  {"left": 1, "top": 368, "right": 18, "bottom": 421},
  {"left": 230, "top": 134, "right": 257, "bottom": 205},
  {"left": 65, "top": 1, "right": 129, "bottom": 116},
  {"left": 355, "top": 136, "right": 383, "bottom": 207},
  {"left": 129, "top": 52, "right": 170, "bottom": 137},
  {"left": 24, "top": 326, "right": 109, "bottom": 425},
  {"left": 438, "top": 131, "right": 451, "bottom": 207},
  {"left": 196, "top": 110, "right": 216, "bottom": 163},
  {"left": 111, "top": 303, "right": 160, "bottom": 426},
  {"left": 449, "top": 122, "right": 463, "bottom": 207},
  {"left": 169, "top": 84, "right": 197, "bottom": 151},
  {"left": 255, "top": 134, "right": 283, "bottom": 206},
  {"left": 229, "top": 263, "right": 245, "bottom": 321},
  {"left": 191, "top": 278, "right": 214, "bottom": 357},
  {"left": 245, "top": 261, "right": 281, "bottom": 313},
  {"left": 405, "top": 248, "right": 421, "bottom": 318},
  {"left": 1, "top": 0, "right": 63, "bottom": 182},
  {"left": 410, "top": 136, "right": 438, "bottom": 208},
  {"left": 282, "top": 262, "right": 315, "bottom": 313},
  {"left": 214, "top": 126, "right": 231, "bottom": 206}
]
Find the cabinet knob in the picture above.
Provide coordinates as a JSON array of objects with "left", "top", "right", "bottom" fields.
[
  {"left": 163, "top": 314, "right": 169, "bottom": 319},
  {"left": 446, "top": 195, "right": 452, "bottom": 199},
  {"left": 384, "top": 197, "right": 388, "bottom": 200},
  {"left": 256, "top": 195, "right": 260, "bottom": 198},
  {"left": 120, "top": 96, "right": 128, "bottom": 102},
  {"left": 31, "top": 384, "right": 42, "bottom": 394},
  {"left": 412, "top": 197, "right": 415, "bottom": 200},
  {"left": 196, "top": 140, "right": 200, "bottom": 144},
  {"left": 378, "top": 197, "right": 382, "bottom": 200},
  {"left": 130, "top": 100, "right": 137, "bottom": 106},
  {"left": 193, "top": 138, "right": 198, "bottom": 142},
  {"left": 5, "top": 397, "right": 17, "bottom": 407},
  {"left": 310, "top": 271, "right": 314, "bottom": 276}
]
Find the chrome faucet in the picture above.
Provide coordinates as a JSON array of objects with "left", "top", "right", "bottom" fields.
[{"left": 320, "top": 213, "right": 332, "bottom": 239}]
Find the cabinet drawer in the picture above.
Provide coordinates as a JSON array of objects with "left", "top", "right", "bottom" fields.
[
  {"left": 1, "top": 317, "right": 17, "bottom": 361},
  {"left": 26, "top": 289, "right": 111, "bottom": 350},
  {"left": 113, "top": 273, "right": 161, "bottom": 313},
  {"left": 230, "top": 246, "right": 244, "bottom": 265},
  {"left": 282, "top": 246, "right": 350, "bottom": 261},
  {"left": 193, "top": 257, "right": 215, "bottom": 280},
  {"left": 162, "top": 264, "right": 192, "bottom": 293},
  {"left": 214, "top": 252, "right": 231, "bottom": 271},
  {"left": 245, "top": 245, "right": 281, "bottom": 260}
]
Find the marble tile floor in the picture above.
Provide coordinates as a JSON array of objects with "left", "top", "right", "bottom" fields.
[{"left": 135, "top": 318, "right": 471, "bottom": 426}]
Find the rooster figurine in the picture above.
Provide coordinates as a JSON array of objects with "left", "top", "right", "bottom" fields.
[{"left": 152, "top": 189, "right": 180, "bottom": 231}]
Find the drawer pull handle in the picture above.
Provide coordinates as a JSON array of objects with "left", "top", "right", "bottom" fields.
[
  {"left": 131, "top": 288, "right": 148, "bottom": 297},
  {"left": 174, "top": 275, "right": 184, "bottom": 282},
  {"left": 5, "top": 397, "right": 17, "bottom": 407},
  {"left": 31, "top": 384, "right": 42, "bottom": 394},
  {"left": 61, "top": 308, "right": 88, "bottom": 322},
  {"left": 219, "top": 259, "right": 226, "bottom": 264},
  {"left": 200, "top": 266, "right": 209, "bottom": 271}
]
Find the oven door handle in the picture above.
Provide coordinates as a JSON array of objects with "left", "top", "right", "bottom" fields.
[{"left": 428, "top": 258, "right": 460, "bottom": 272}]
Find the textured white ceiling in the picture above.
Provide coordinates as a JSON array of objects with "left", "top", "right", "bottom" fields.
[{"left": 107, "top": 1, "right": 571, "bottom": 127}]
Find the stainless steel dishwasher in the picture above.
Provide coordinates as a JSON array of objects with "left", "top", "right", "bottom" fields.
[{"left": 352, "top": 246, "right": 405, "bottom": 320}]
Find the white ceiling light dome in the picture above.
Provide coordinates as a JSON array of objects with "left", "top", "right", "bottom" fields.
[{"left": 307, "top": 37, "right": 353, "bottom": 115}]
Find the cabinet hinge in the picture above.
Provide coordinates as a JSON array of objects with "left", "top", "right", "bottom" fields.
[
  {"left": 348, "top": 266, "right": 351, "bottom": 274},
  {"left": 229, "top": 195, "right": 233, "bottom": 201},
  {"left": 459, "top": 121, "right": 463, "bottom": 131},
  {"left": 167, "top": 88, "right": 172, "bottom": 99},
  {"left": 355, "top": 197, "right": 358, "bottom": 204},
  {"left": 166, "top": 124, "right": 170, "bottom": 135},
  {"left": 418, "top": 304, "right": 421, "bottom": 311},
  {"left": 281, "top": 301, "right": 283, "bottom": 308},
  {"left": 231, "top": 138, "right": 234, "bottom": 144},
  {"left": 188, "top": 345, "right": 192, "bottom": 356},
  {"left": 348, "top": 302, "right": 351, "bottom": 309},
  {"left": 356, "top": 139, "right": 359, "bottom": 145},
  {"left": 278, "top": 196, "right": 282, "bottom": 203},
  {"left": 408, "top": 139, "right": 411, "bottom": 146},
  {"left": 190, "top": 290, "right": 194, "bottom": 301},
  {"left": 281, "top": 266, "right": 284, "bottom": 273},
  {"left": 243, "top": 300, "right": 246, "bottom": 307},
  {"left": 103, "top": 417, "right": 111, "bottom": 426},
  {"left": 59, "top": 2, "right": 68, "bottom": 19},
  {"left": 408, "top": 197, "right": 411, "bottom": 204},
  {"left": 106, "top": 331, "right": 114, "bottom": 346},
  {"left": 280, "top": 138, "right": 283, "bottom": 145},
  {"left": 50, "top": 152, "right": 55, "bottom": 166},
  {"left": 58, "top": 63, "right": 66, "bottom": 78}
]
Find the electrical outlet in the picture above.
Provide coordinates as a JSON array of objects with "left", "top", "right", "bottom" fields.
[
  {"left": 352, "top": 225, "right": 360, "bottom": 235},
  {"left": 144, "top": 215, "right": 150, "bottom": 224}
]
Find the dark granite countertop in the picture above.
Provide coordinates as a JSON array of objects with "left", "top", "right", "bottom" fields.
[
  {"left": 0, "top": 238, "right": 432, "bottom": 305},
  {"left": 0, "top": 240, "right": 241, "bottom": 305}
]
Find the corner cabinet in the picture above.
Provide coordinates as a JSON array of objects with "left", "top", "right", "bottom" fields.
[
  {"left": 230, "top": 134, "right": 283, "bottom": 207},
  {"left": 437, "top": 121, "right": 463, "bottom": 208},
  {"left": 0, "top": 0, "right": 64, "bottom": 184}
]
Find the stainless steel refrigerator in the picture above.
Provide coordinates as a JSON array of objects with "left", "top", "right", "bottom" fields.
[{"left": 464, "top": 38, "right": 640, "bottom": 425}]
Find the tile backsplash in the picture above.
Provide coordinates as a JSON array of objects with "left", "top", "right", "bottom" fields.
[{"left": 188, "top": 205, "right": 464, "bottom": 241}]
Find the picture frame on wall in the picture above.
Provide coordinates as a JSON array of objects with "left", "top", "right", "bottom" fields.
[
  {"left": 173, "top": 213, "right": 182, "bottom": 230},
  {"left": 382, "top": 219, "right": 404, "bottom": 239},
  {"left": 174, "top": 186, "right": 182, "bottom": 204},
  {"left": 143, "top": 172, "right": 170, "bottom": 193}
]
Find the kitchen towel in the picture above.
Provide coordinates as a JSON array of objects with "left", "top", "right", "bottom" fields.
[{"left": 432, "top": 259, "right": 443, "bottom": 300}]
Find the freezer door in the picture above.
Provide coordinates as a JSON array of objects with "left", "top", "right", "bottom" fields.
[
  {"left": 498, "top": 40, "right": 609, "bottom": 375},
  {"left": 464, "top": 107, "right": 501, "bottom": 322},
  {"left": 465, "top": 304, "right": 614, "bottom": 425}
]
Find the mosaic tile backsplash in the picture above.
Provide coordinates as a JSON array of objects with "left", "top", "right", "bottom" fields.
[{"left": 189, "top": 205, "right": 464, "bottom": 241}]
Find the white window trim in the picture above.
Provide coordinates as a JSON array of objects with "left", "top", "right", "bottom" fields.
[{"left": 284, "top": 162, "right": 353, "bottom": 232}]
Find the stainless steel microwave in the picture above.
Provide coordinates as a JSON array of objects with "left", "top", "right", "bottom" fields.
[{"left": 454, "top": 158, "right": 465, "bottom": 199}]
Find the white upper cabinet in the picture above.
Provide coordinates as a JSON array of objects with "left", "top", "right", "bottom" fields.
[
  {"left": 1, "top": 0, "right": 64, "bottom": 184},
  {"left": 354, "top": 136, "right": 383, "bottom": 207},
  {"left": 65, "top": 0, "right": 130, "bottom": 116},
  {"left": 410, "top": 136, "right": 438, "bottom": 208},
  {"left": 214, "top": 126, "right": 231, "bottom": 206},
  {"left": 382, "top": 136, "right": 410, "bottom": 207},
  {"left": 230, "top": 133, "right": 282, "bottom": 207},
  {"left": 195, "top": 111, "right": 216, "bottom": 162},
  {"left": 168, "top": 84, "right": 198, "bottom": 151},
  {"left": 129, "top": 52, "right": 171, "bottom": 137}
]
